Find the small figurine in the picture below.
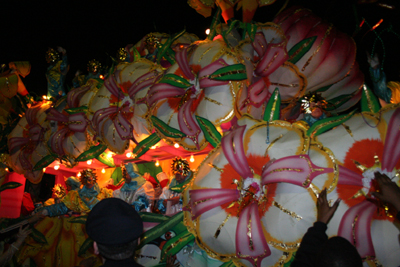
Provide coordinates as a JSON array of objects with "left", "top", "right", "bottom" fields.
[
  {"left": 45, "top": 47, "right": 69, "bottom": 98},
  {"left": 300, "top": 92, "right": 329, "bottom": 127}
]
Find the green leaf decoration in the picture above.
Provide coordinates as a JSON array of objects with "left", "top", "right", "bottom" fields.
[
  {"left": 0, "top": 74, "right": 18, "bottom": 98},
  {"left": 78, "top": 237, "right": 93, "bottom": 257},
  {"left": 76, "top": 144, "right": 107, "bottom": 162},
  {"left": 33, "top": 154, "right": 58, "bottom": 171},
  {"left": 223, "top": 20, "right": 240, "bottom": 47},
  {"left": 64, "top": 106, "right": 88, "bottom": 115},
  {"left": 68, "top": 215, "right": 87, "bottom": 224},
  {"left": 325, "top": 94, "right": 355, "bottom": 112},
  {"left": 132, "top": 133, "right": 161, "bottom": 159},
  {"left": 361, "top": 84, "right": 380, "bottom": 113},
  {"left": 220, "top": 261, "right": 236, "bottom": 267},
  {"left": 157, "top": 29, "right": 186, "bottom": 64},
  {"left": 151, "top": 116, "right": 186, "bottom": 138},
  {"left": 139, "top": 212, "right": 171, "bottom": 223},
  {"left": 132, "top": 47, "right": 141, "bottom": 62},
  {"left": 30, "top": 228, "right": 47, "bottom": 244},
  {"left": 138, "top": 212, "right": 184, "bottom": 249},
  {"left": 307, "top": 110, "right": 356, "bottom": 138},
  {"left": 158, "top": 74, "right": 192, "bottom": 89},
  {"left": 111, "top": 167, "right": 123, "bottom": 185},
  {"left": 96, "top": 152, "right": 115, "bottom": 167},
  {"left": 245, "top": 22, "right": 257, "bottom": 42},
  {"left": 263, "top": 88, "right": 281, "bottom": 122},
  {"left": 288, "top": 36, "right": 317, "bottom": 64},
  {"left": 0, "top": 182, "right": 22, "bottom": 193},
  {"left": 196, "top": 116, "right": 221, "bottom": 147},
  {"left": 209, "top": 64, "right": 247, "bottom": 81},
  {"left": 160, "top": 230, "right": 194, "bottom": 261},
  {"left": 208, "top": 7, "right": 221, "bottom": 40},
  {"left": 315, "top": 84, "right": 332, "bottom": 93}
]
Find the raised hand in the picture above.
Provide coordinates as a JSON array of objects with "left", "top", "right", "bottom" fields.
[{"left": 317, "top": 188, "right": 341, "bottom": 224}]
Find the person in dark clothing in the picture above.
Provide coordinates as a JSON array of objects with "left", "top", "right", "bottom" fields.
[
  {"left": 86, "top": 198, "right": 144, "bottom": 267},
  {"left": 291, "top": 189, "right": 362, "bottom": 267}
]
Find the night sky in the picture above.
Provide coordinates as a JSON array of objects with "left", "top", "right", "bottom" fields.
[{"left": 2, "top": 0, "right": 399, "bottom": 98}]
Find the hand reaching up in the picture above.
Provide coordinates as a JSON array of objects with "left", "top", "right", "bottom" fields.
[
  {"left": 317, "top": 188, "right": 341, "bottom": 225},
  {"left": 372, "top": 172, "right": 400, "bottom": 212}
]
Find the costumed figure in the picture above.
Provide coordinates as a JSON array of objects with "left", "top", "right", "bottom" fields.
[
  {"left": 17, "top": 169, "right": 111, "bottom": 267},
  {"left": 73, "top": 59, "right": 103, "bottom": 88},
  {"left": 65, "top": 176, "right": 81, "bottom": 191},
  {"left": 40, "top": 169, "right": 113, "bottom": 217},
  {"left": 299, "top": 92, "right": 329, "bottom": 126},
  {"left": 157, "top": 157, "right": 193, "bottom": 215},
  {"left": 113, "top": 162, "right": 155, "bottom": 211},
  {"left": 45, "top": 47, "right": 69, "bottom": 98},
  {"left": 143, "top": 34, "right": 161, "bottom": 62},
  {"left": 43, "top": 184, "right": 67, "bottom": 206},
  {"left": 368, "top": 53, "right": 400, "bottom": 106}
]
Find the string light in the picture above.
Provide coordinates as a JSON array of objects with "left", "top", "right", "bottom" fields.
[
  {"left": 205, "top": 29, "right": 210, "bottom": 35},
  {"left": 5, "top": 168, "right": 9, "bottom": 172},
  {"left": 43, "top": 168, "right": 46, "bottom": 172},
  {"left": 42, "top": 95, "right": 47, "bottom": 100},
  {"left": 107, "top": 152, "right": 114, "bottom": 158},
  {"left": 150, "top": 145, "right": 157, "bottom": 150},
  {"left": 54, "top": 165, "right": 60, "bottom": 170},
  {"left": 174, "top": 143, "right": 180, "bottom": 148},
  {"left": 87, "top": 159, "right": 92, "bottom": 165},
  {"left": 99, "top": 74, "right": 104, "bottom": 80},
  {"left": 77, "top": 172, "right": 81, "bottom": 177},
  {"left": 101, "top": 168, "right": 106, "bottom": 173},
  {"left": 190, "top": 155, "right": 195, "bottom": 162},
  {"left": 126, "top": 152, "right": 132, "bottom": 158},
  {"left": 155, "top": 160, "right": 160, "bottom": 167}
]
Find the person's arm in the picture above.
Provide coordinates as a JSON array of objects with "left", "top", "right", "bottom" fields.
[
  {"left": 0, "top": 225, "right": 32, "bottom": 266},
  {"left": 372, "top": 172, "right": 400, "bottom": 220},
  {"left": 291, "top": 189, "right": 340, "bottom": 266}
]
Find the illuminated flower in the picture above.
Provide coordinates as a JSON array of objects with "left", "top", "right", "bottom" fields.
[
  {"left": 316, "top": 105, "right": 400, "bottom": 265},
  {"left": 184, "top": 116, "right": 336, "bottom": 266},
  {"left": 148, "top": 39, "right": 246, "bottom": 151}
]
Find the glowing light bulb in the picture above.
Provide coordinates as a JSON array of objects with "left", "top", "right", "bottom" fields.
[
  {"left": 99, "top": 74, "right": 104, "bottom": 80},
  {"left": 5, "top": 168, "right": 9, "bottom": 172},
  {"left": 205, "top": 29, "right": 210, "bottom": 35},
  {"left": 190, "top": 155, "right": 195, "bottom": 162},
  {"left": 77, "top": 172, "right": 81, "bottom": 177},
  {"left": 107, "top": 152, "right": 113, "bottom": 158},
  {"left": 54, "top": 165, "right": 60, "bottom": 170},
  {"left": 42, "top": 95, "right": 47, "bottom": 100},
  {"left": 155, "top": 160, "right": 160, "bottom": 167},
  {"left": 150, "top": 145, "right": 157, "bottom": 150},
  {"left": 174, "top": 143, "right": 180, "bottom": 148},
  {"left": 126, "top": 152, "right": 132, "bottom": 158},
  {"left": 43, "top": 168, "right": 46, "bottom": 172},
  {"left": 87, "top": 159, "right": 92, "bottom": 165},
  {"left": 101, "top": 168, "right": 106, "bottom": 173}
]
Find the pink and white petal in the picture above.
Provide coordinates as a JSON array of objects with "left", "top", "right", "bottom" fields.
[
  {"left": 63, "top": 132, "right": 90, "bottom": 159},
  {"left": 267, "top": 62, "right": 307, "bottom": 102},
  {"left": 100, "top": 116, "right": 130, "bottom": 154},
  {"left": 381, "top": 107, "right": 400, "bottom": 172},
  {"left": 371, "top": 219, "right": 400, "bottom": 266},
  {"left": 274, "top": 7, "right": 315, "bottom": 36},
  {"left": 261, "top": 183, "right": 316, "bottom": 245}
]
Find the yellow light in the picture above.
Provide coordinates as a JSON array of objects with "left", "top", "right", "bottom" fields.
[
  {"left": 42, "top": 95, "right": 47, "bottom": 100},
  {"left": 99, "top": 74, "right": 104, "bottom": 80},
  {"left": 205, "top": 29, "right": 210, "bottom": 35},
  {"left": 5, "top": 168, "right": 9, "bottom": 172},
  {"left": 101, "top": 168, "right": 106, "bottom": 173},
  {"left": 126, "top": 152, "right": 132, "bottom": 158},
  {"left": 155, "top": 160, "right": 160, "bottom": 167},
  {"left": 43, "top": 168, "right": 46, "bottom": 172},
  {"left": 77, "top": 172, "right": 81, "bottom": 177},
  {"left": 87, "top": 159, "right": 92, "bottom": 165},
  {"left": 150, "top": 145, "right": 157, "bottom": 150},
  {"left": 190, "top": 155, "right": 195, "bottom": 162},
  {"left": 54, "top": 165, "right": 60, "bottom": 170},
  {"left": 107, "top": 152, "right": 114, "bottom": 158},
  {"left": 174, "top": 143, "right": 180, "bottom": 148}
]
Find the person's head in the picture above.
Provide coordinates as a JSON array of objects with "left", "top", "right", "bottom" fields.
[
  {"left": 171, "top": 157, "right": 190, "bottom": 184},
  {"left": 45, "top": 48, "right": 60, "bottom": 64},
  {"left": 86, "top": 198, "right": 143, "bottom": 261},
  {"left": 316, "top": 236, "right": 362, "bottom": 267},
  {"left": 80, "top": 169, "right": 97, "bottom": 189}
]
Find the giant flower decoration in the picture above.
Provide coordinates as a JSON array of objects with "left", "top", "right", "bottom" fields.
[
  {"left": 315, "top": 104, "right": 400, "bottom": 266},
  {"left": 183, "top": 115, "right": 337, "bottom": 266},
  {"left": 148, "top": 39, "right": 247, "bottom": 151},
  {"left": 267, "top": 6, "right": 364, "bottom": 119},
  {"left": 8, "top": 102, "right": 52, "bottom": 183}
]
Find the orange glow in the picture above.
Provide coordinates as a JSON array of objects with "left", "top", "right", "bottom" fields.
[{"left": 372, "top": 19, "right": 383, "bottom": 30}]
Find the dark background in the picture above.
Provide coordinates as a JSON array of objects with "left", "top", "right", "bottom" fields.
[{"left": 1, "top": 0, "right": 400, "bottom": 98}]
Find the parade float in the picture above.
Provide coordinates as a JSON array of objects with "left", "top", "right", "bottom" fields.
[{"left": 1, "top": 2, "right": 400, "bottom": 267}]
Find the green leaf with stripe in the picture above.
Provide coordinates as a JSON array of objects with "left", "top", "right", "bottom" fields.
[
  {"left": 263, "top": 88, "right": 281, "bottom": 121},
  {"left": 65, "top": 106, "right": 88, "bottom": 115},
  {"left": 209, "top": 64, "right": 247, "bottom": 81},
  {"left": 361, "top": 84, "right": 380, "bottom": 113},
  {"left": 158, "top": 74, "right": 192, "bottom": 89},
  {"left": 96, "top": 152, "right": 115, "bottom": 167},
  {"left": 76, "top": 144, "right": 107, "bottom": 162},
  {"left": 288, "top": 36, "right": 317, "bottom": 64},
  {"left": 0, "top": 182, "right": 22, "bottom": 193},
  {"left": 307, "top": 110, "right": 356, "bottom": 138},
  {"left": 33, "top": 154, "right": 58, "bottom": 171},
  {"left": 78, "top": 237, "right": 93, "bottom": 257},
  {"left": 151, "top": 116, "right": 186, "bottom": 138},
  {"left": 196, "top": 116, "right": 221, "bottom": 147},
  {"left": 132, "top": 133, "right": 161, "bottom": 159}
]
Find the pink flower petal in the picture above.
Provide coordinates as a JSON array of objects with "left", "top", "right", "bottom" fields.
[
  {"left": 382, "top": 107, "right": 400, "bottom": 172},
  {"left": 338, "top": 165, "right": 363, "bottom": 187}
]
